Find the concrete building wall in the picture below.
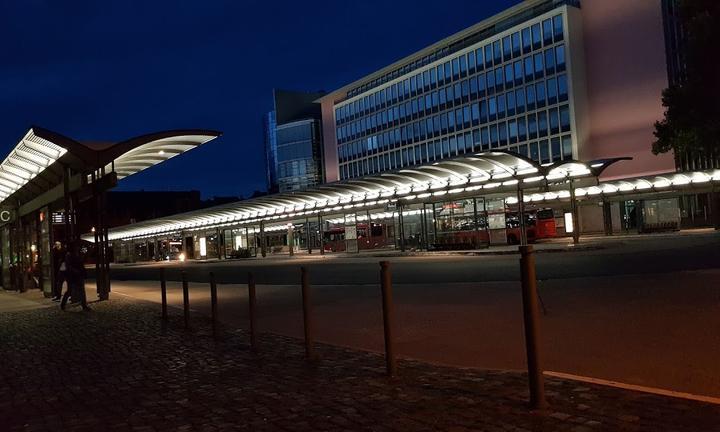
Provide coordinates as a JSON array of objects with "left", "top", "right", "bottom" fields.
[{"left": 579, "top": 0, "right": 675, "bottom": 179}]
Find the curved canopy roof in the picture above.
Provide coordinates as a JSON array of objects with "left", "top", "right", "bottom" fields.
[
  {"left": 0, "top": 127, "right": 221, "bottom": 206},
  {"left": 509, "top": 169, "right": 720, "bottom": 205},
  {"left": 101, "top": 151, "right": 628, "bottom": 241}
]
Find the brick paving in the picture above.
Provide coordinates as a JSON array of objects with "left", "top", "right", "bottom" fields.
[{"left": 0, "top": 296, "right": 718, "bottom": 431}]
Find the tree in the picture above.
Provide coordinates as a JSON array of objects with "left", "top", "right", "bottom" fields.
[{"left": 653, "top": 0, "right": 720, "bottom": 158}]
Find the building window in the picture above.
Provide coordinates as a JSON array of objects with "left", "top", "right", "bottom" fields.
[
  {"left": 542, "top": 19, "right": 553, "bottom": 46},
  {"left": 552, "top": 15, "right": 564, "bottom": 42},
  {"left": 551, "top": 137, "right": 561, "bottom": 161},
  {"left": 511, "top": 32, "right": 521, "bottom": 57},
  {"left": 557, "top": 74, "right": 568, "bottom": 101},
  {"left": 531, "top": 23, "right": 542, "bottom": 50},
  {"left": 556, "top": 45, "right": 566, "bottom": 72},
  {"left": 560, "top": 104, "right": 571, "bottom": 132},
  {"left": 522, "top": 27, "right": 532, "bottom": 54}
]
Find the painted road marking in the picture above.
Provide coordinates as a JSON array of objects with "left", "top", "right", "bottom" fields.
[{"left": 545, "top": 370, "right": 720, "bottom": 405}]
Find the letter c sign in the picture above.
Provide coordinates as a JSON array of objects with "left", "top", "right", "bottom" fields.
[{"left": 0, "top": 210, "right": 11, "bottom": 222}]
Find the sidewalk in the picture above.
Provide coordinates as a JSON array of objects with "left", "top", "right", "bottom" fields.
[
  {"left": 0, "top": 294, "right": 717, "bottom": 431},
  {"left": 0, "top": 288, "right": 54, "bottom": 313}
]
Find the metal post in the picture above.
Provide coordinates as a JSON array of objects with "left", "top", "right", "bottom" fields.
[
  {"left": 711, "top": 189, "right": 720, "bottom": 230},
  {"left": 182, "top": 271, "right": 189, "bottom": 329},
  {"left": 519, "top": 245, "right": 547, "bottom": 410},
  {"left": 248, "top": 272, "right": 257, "bottom": 350},
  {"left": 103, "top": 223, "right": 111, "bottom": 296},
  {"left": 306, "top": 217, "right": 312, "bottom": 255},
  {"left": 160, "top": 268, "right": 167, "bottom": 321},
  {"left": 288, "top": 224, "right": 294, "bottom": 257},
  {"left": 300, "top": 267, "right": 314, "bottom": 359},
  {"left": 318, "top": 214, "right": 325, "bottom": 255},
  {"left": 569, "top": 180, "right": 580, "bottom": 244},
  {"left": 260, "top": 221, "right": 267, "bottom": 258},
  {"left": 602, "top": 200, "right": 613, "bottom": 236},
  {"left": 210, "top": 271, "right": 218, "bottom": 337},
  {"left": 398, "top": 204, "right": 406, "bottom": 253},
  {"left": 379, "top": 261, "right": 397, "bottom": 376},
  {"left": 517, "top": 185, "right": 527, "bottom": 246}
]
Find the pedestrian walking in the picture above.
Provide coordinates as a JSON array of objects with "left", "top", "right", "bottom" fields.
[
  {"left": 61, "top": 241, "right": 91, "bottom": 311},
  {"left": 51, "top": 241, "right": 65, "bottom": 301}
]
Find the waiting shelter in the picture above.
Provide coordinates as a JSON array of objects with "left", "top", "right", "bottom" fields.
[
  {"left": 94, "top": 150, "right": 717, "bottom": 262},
  {"left": 0, "top": 126, "right": 220, "bottom": 297}
]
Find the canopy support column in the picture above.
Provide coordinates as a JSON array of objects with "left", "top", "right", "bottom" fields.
[
  {"left": 398, "top": 203, "right": 406, "bottom": 253},
  {"left": 287, "top": 224, "right": 294, "bottom": 257},
  {"left": 259, "top": 221, "right": 266, "bottom": 258},
  {"left": 305, "top": 217, "right": 312, "bottom": 255},
  {"left": 318, "top": 214, "right": 325, "bottom": 255},
  {"left": 517, "top": 184, "right": 527, "bottom": 246},
  {"left": 569, "top": 180, "right": 580, "bottom": 244},
  {"left": 602, "top": 199, "right": 613, "bottom": 236}
]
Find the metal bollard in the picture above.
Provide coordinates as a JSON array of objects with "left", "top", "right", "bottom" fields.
[
  {"left": 210, "top": 272, "right": 218, "bottom": 337},
  {"left": 248, "top": 272, "right": 257, "bottom": 350},
  {"left": 519, "top": 245, "right": 547, "bottom": 410},
  {"left": 379, "top": 261, "right": 396, "bottom": 377},
  {"left": 300, "top": 267, "right": 315, "bottom": 359},
  {"left": 160, "top": 268, "right": 167, "bottom": 321},
  {"left": 182, "top": 271, "right": 190, "bottom": 329}
]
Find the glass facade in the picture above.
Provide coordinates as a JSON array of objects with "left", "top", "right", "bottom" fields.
[
  {"left": 264, "top": 110, "right": 278, "bottom": 193},
  {"left": 276, "top": 119, "right": 323, "bottom": 192},
  {"left": 334, "top": 12, "right": 573, "bottom": 180}
]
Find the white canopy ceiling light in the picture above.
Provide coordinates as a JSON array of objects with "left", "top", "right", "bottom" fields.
[{"left": 0, "top": 128, "right": 220, "bottom": 207}]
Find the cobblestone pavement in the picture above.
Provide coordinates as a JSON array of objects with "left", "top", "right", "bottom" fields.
[{"left": 0, "top": 296, "right": 718, "bottom": 431}]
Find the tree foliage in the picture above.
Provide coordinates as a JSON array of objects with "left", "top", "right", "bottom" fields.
[{"left": 653, "top": 0, "right": 720, "bottom": 156}]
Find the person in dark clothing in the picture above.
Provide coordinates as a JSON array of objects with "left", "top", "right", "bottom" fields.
[
  {"left": 51, "top": 241, "right": 65, "bottom": 301},
  {"left": 61, "top": 241, "right": 90, "bottom": 311}
]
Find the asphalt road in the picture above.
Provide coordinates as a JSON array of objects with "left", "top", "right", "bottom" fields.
[
  {"left": 100, "top": 232, "right": 720, "bottom": 397},
  {"left": 102, "top": 232, "right": 720, "bottom": 285}
]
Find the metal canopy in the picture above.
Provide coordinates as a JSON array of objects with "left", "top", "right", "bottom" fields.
[
  {"left": 0, "top": 127, "right": 221, "bottom": 208},
  {"left": 0, "top": 129, "right": 68, "bottom": 203},
  {"left": 514, "top": 169, "right": 720, "bottom": 204},
  {"left": 100, "top": 151, "right": 630, "bottom": 241}
]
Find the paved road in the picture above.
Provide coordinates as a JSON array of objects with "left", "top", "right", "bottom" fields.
[
  {"left": 98, "top": 232, "right": 720, "bottom": 398},
  {"left": 102, "top": 232, "right": 720, "bottom": 285}
]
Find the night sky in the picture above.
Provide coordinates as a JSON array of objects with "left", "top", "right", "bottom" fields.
[{"left": 1, "top": 0, "right": 519, "bottom": 198}]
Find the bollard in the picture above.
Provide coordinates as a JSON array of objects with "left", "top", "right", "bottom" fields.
[
  {"left": 182, "top": 271, "right": 190, "bottom": 329},
  {"left": 210, "top": 272, "right": 218, "bottom": 337},
  {"left": 300, "top": 267, "right": 315, "bottom": 359},
  {"left": 248, "top": 272, "right": 257, "bottom": 350},
  {"left": 519, "top": 245, "right": 547, "bottom": 410},
  {"left": 379, "top": 261, "right": 396, "bottom": 377},
  {"left": 160, "top": 268, "right": 168, "bottom": 321}
]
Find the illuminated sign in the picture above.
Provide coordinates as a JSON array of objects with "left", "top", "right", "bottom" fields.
[
  {"left": 199, "top": 237, "right": 207, "bottom": 257},
  {"left": 564, "top": 212, "right": 574, "bottom": 233},
  {"left": 0, "top": 208, "right": 14, "bottom": 224}
]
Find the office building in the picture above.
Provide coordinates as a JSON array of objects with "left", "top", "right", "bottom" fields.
[
  {"left": 265, "top": 89, "right": 325, "bottom": 193},
  {"left": 318, "top": 0, "right": 676, "bottom": 183}
]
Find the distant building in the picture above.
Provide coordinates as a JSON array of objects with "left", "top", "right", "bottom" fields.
[
  {"left": 264, "top": 89, "right": 325, "bottom": 193},
  {"left": 264, "top": 111, "right": 278, "bottom": 193}
]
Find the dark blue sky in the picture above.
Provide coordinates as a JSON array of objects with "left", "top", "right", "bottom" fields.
[{"left": 1, "top": 0, "right": 518, "bottom": 198}]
